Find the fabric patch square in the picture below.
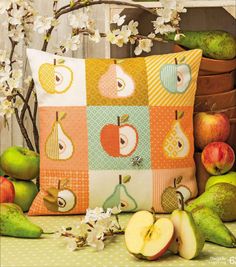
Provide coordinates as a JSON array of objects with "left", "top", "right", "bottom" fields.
[
  {"left": 89, "top": 170, "right": 153, "bottom": 211},
  {"left": 87, "top": 106, "right": 151, "bottom": 170},
  {"left": 152, "top": 168, "right": 197, "bottom": 213},
  {"left": 86, "top": 58, "right": 148, "bottom": 106},
  {"left": 28, "top": 170, "right": 89, "bottom": 215},
  {"left": 39, "top": 107, "right": 88, "bottom": 171},
  {"left": 150, "top": 106, "right": 195, "bottom": 169},
  {"left": 27, "top": 49, "right": 87, "bottom": 107},
  {"left": 145, "top": 49, "right": 202, "bottom": 106}
]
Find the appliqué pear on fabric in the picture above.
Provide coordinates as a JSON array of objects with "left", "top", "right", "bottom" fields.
[
  {"left": 100, "top": 115, "right": 138, "bottom": 157},
  {"left": 45, "top": 111, "right": 74, "bottom": 160},
  {"left": 163, "top": 110, "right": 190, "bottom": 159},
  {"left": 160, "top": 58, "right": 191, "bottom": 94},
  {"left": 103, "top": 175, "right": 137, "bottom": 212},
  {"left": 38, "top": 59, "right": 73, "bottom": 94},
  {"left": 99, "top": 60, "right": 135, "bottom": 98},
  {"left": 43, "top": 179, "right": 76, "bottom": 213},
  {"left": 161, "top": 176, "right": 191, "bottom": 212}
]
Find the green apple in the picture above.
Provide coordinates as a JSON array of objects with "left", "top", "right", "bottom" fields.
[
  {"left": 9, "top": 178, "right": 38, "bottom": 212},
  {"left": 205, "top": 172, "right": 236, "bottom": 190},
  {"left": 0, "top": 146, "right": 39, "bottom": 180}
]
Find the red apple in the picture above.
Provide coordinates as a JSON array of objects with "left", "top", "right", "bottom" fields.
[
  {"left": 125, "top": 211, "right": 174, "bottom": 260},
  {"left": 201, "top": 142, "right": 235, "bottom": 175},
  {"left": 100, "top": 116, "right": 138, "bottom": 157},
  {"left": 194, "top": 112, "right": 230, "bottom": 150},
  {"left": 0, "top": 176, "right": 15, "bottom": 203}
]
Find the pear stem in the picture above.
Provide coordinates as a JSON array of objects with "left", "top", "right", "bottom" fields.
[
  {"left": 119, "top": 175, "right": 122, "bottom": 184},
  {"left": 174, "top": 58, "right": 178, "bottom": 65},
  {"left": 58, "top": 180, "right": 61, "bottom": 190},
  {"left": 56, "top": 111, "right": 59, "bottom": 122},
  {"left": 175, "top": 110, "right": 178, "bottom": 120},
  {"left": 176, "top": 191, "right": 185, "bottom": 211},
  {"left": 117, "top": 116, "right": 120, "bottom": 126},
  {"left": 174, "top": 178, "right": 177, "bottom": 188},
  {"left": 54, "top": 58, "right": 56, "bottom": 65}
]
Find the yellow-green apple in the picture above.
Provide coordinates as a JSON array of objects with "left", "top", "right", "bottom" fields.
[
  {"left": 201, "top": 142, "right": 235, "bottom": 175},
  {"left": 38, "top": 61, "right": 73, "bottom": 94},
  {"left": 160, "top": 58, "right": 191, "bottom": 94},
  {"left": 194, "top": 112, "right": 230, "bottom": 150},
  {"left": 170, "top": 208, "right": 205, "bottom": 259},
  {"left": 125, "top": 210, "right": 174, "bottom": 260},
  {"left": 0, "top": 146, "right": 39, "bottom": 180},
  {"left": 9, "top": 178, "right": 38, "bottom": 212},
  {"left": 205, "top": 171, "right": 236, "bottom": 190},
  {"left": 0, "top": 176, "right": 15, "bottom": 203},
  {"left": 100, "top": 116, "right": 138, "bottom": 157}
]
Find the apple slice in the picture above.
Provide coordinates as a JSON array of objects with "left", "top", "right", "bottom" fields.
[{"left": 125, "top": 210, "right": 174, "bottom": 260}]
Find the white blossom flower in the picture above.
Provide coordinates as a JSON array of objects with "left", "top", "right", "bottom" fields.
[
  {"left": 128, "top": 20, "right": 139, "bottom": 35},
  {"left": 84, "top": 207, "right": 111, "bottom": 223},
  {"left": 0, "top": 0, "right": 11, "bottom": 15},
  {"left": 0, "top": 98, "right": 14, "bottom": 118},
  {"left": 106, "top": 31, "right": 118, "bottom": 45},
  {"left": 153, "top": 23, "right": 175, "bottom": 35},
  {"left": 65, "top": 237, "right": 77, "bottom": 252},
  {"left": 86, "top": 18, "right": 96, "bottom": 31},
  {"left": 53, "top": 226, "right": 68, "bottom": 239},
  {"left": 134, "top": 39, "right": 153, "bottom": 55},
  {"left": 62, "top": 34, "right": 81, "bottom": 52},
  {"left": 75, "top": 220, "right": 89, "bottom": 237},
  {"left": 89, "top": 29, "right": 101, "bottom": 43},
  {"left": 33, "top": 16, "right": 54, "bottom": 34},
  {"left": 8, "top": 25, "right": 25, "bottom": 42},
  {"left": 87, "top": 230, "right": 105, "bottom": 251},
  {"left": 8, "top": 4, "right": 26, "bottom": 25},
  {"left": 112, "top": 14, "right": 126, "bottom": 26},
  {"left": 68, "top": 12, "right": 89, "bottom": 29}
]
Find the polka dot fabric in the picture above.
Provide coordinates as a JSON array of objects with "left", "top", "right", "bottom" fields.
[{"left": 1, "top": 214, "right": 236, "bottom": 267}]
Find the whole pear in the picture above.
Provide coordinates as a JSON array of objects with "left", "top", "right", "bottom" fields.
[
  {"left": 205, "top": 172, "right": 236, "bottom": 190},
  {"left": 191, "top": 206, "right": 236, "bottom": 247},
  {"left": 0, "top": 203, "right": 43, "bottom": 238},
  {"left": 186, "top": 183, "right": 236, "bottom": 221}
]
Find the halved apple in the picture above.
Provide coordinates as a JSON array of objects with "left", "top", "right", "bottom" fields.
[
  {"left": 125, "top": 211, "right": 174, "bottom": 260},
  {"left": 170, "top": 209, "right": 205, "bottom": 259}
]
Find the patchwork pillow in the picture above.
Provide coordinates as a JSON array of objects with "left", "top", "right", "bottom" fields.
[{"left": 27, "top": 48, "right": 202, "bottom": 215}]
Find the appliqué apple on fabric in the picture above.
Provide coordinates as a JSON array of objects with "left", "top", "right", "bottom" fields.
[
  {"left": 38, "top": 58, "right": 73, "bottom": 94},
  {"left": 161, "top": 176, "right": 191, "bottom": 212},
  {"left": 45, "top": 111, "right": 74, "bottom": 160},
  {"left": 99, "top": 60, "right": 135, "bottom": 98},
  {"left": 163, "top": 110, "right": 190, "bottom": 159},
  {"left": 100, "top": 114, "right": 138, "bottom": 157},
  {"left": 103, "top": 174, "right": 137, "bottom": 212},
  {"left": 160, "top": 57, "right": 191, "bottom": 94},
  {"left": 43, "top": 179, "right": 76, "bottom": 212}
]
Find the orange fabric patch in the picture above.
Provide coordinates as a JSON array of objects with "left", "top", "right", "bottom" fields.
[
  {"left": 150, "top": 106, "right": 195, "bottom": 169},
  {"left": 28, "top": 170, "right": 89, "bottom": 215},
  {"left": 39, "top": 106, "right": 88, "bottom": 171}
]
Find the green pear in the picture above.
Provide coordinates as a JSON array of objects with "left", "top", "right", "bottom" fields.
[
  {"left": 186, "top": 183, "right": 236, "bottom": 222},
  {"left": 170, "top": 209, "right": 205, "bottom": 259},
  {"left": 205, "top": 172, "right": 236, "bottom": 190},
  {"left": 0, "top": 203, "right": 43, "bottom": 238},
  {"left": 191, "top": 206, "right": 236, "bottom": 247},
  {"left": 166, "top": 31, "right": 236, "bottom": 59}
]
